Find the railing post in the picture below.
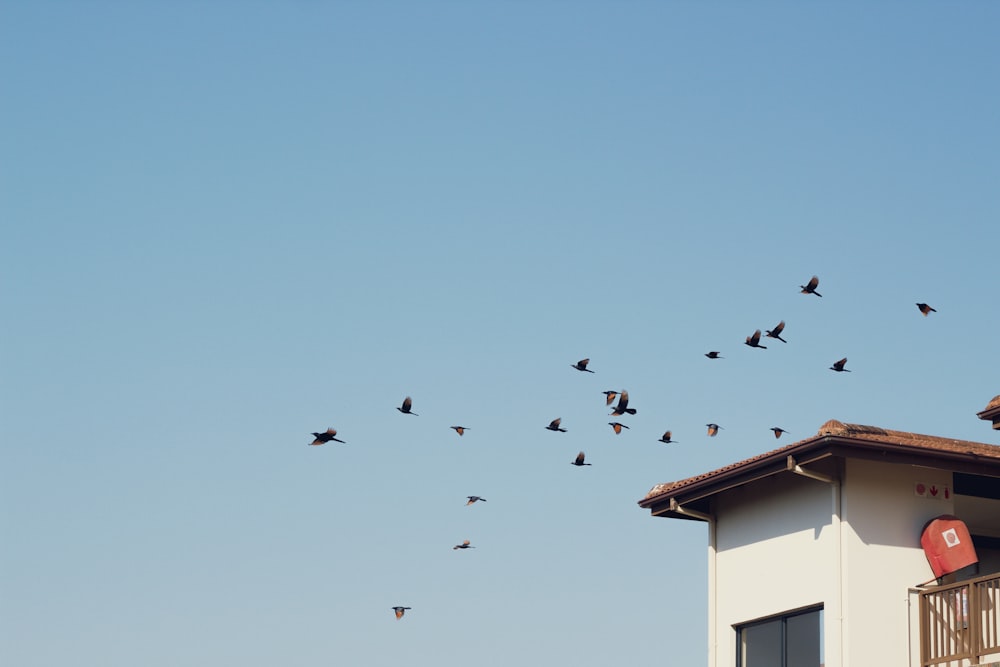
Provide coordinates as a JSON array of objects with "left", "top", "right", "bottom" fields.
[
  {"left": 968, "top": 580, "right": 980, "bottom": 665},
  {"left": 919, "top": 590, "right": 928, "bottom": 667}
]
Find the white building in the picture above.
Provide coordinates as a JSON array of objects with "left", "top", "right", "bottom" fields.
[{"left": 639, "top": 408, "right": 1000, "bottom": 667}]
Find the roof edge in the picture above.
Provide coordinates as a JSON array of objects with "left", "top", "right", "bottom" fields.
[
  {"left": 977, "top": 395, "right": 1000, "bottom": 428},
  {"left": 639, "top": 421, "right": 1000, "bottom": 512}
]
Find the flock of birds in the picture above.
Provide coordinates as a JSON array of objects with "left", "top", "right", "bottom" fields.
[{"left": 306, "top": 275, "right": 938, "bottom": 621}]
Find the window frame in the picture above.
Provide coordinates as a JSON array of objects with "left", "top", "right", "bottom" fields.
[{"left": 735, "top": 604, "right": 823, "bottom": 667}]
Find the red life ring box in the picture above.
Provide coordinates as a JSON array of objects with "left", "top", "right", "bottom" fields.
[{"left": 920, "top": 515, "right": 979, "bottom": 579}]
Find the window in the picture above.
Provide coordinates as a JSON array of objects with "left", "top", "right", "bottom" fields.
[
  {"left": 737, "top": 606, "right": 823, "bottom": 667},
  {"left": 954, "top": 472, "right": 1000, "bottom": 500}
]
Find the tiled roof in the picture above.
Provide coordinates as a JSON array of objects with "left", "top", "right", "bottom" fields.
[
  {"left": 640, "top": 419, "right": 1000, "bottom": 505},
  {"left": 978, "top": 395, "right": 1000, "bottom": 426},
  {"left": 814, "top": 419, "right": 1000, "bottom": 457},
  {"left": 642, "top": 439, "right": 803, "bottom": 501}
]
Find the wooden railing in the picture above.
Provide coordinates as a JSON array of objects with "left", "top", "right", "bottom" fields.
[{"left": 920, "top": 571, "right": 1000, "bottom": 666}]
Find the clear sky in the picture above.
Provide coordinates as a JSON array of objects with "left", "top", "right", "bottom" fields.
[{"left": 2, "top": 2, "right": 999, "bottom": 666}]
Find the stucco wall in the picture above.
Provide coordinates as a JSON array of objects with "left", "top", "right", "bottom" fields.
[
  {"left": 711, "top": 459, "right": 955, "bottom": 667},
  {"left": 713, "top": 471, "right": 839, "bottom": 667},
  {"left": 841, "top": 458, "right": 953, "bottom": 667}
]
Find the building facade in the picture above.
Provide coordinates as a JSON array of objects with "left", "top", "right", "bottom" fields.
[{"left": 639, "top": 416, "right": 1000, "bottom": 667}]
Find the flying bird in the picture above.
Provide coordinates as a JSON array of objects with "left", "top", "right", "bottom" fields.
[
  {"left": 602, "top": 390, "right": 618, "bottom": 405},
  {"left": 571, "top": 451, "right": 592, "bottom": 466},
  {"left": 658, "top": 431, "right": 677, "bottom": 444},
  {"left": 706, "top": 423, "right": 722, "bottom": 437},
  {"left": 546, "top": 418, "right": 567, "bottom": 432},
  {"left": 610, "top": 390, "right": 637, "bottom": 416},
  {"left": 765, "top": 320, "right": 787, "bottom": 343},
  {"left": 450, "top": 426, "right": 468, "bottom": 436},
  {"left": 309, "top": 428, "right": 345, "bottom": 446},
  {"left": 572, "top": 358, "right": 595, "bottom": 373},
  {"left": 392, "top": 606, "right": 411, "bottom": 620},
  {"left": 608, "top": 422, "right": 630, "bottom": 435},
  {"left": 705, "top": 351, "right": 723, "bottom": 359},
  {"left": 397, "top": 396, "right": 418, "bottom": 415},
  {"left": 745, "top": 329, "right": 767, "bottom": 349},
  {"left": 466, "top": 496, "right": 486, "bottom": 505},
  {"left": 453, "top": 539, "right": 475, "bottom": 550},
  {"left": 916, "top": 303, "right": 937, "bottom": 316},
  {"left": 770, "top": 427, "right": 788, "bottom": 438},
  {"left": 800, "top": 275, "right": 822, "bottom": 297},
  {"left": 830, "top": 357, "right": 851, "bottom": 372}
]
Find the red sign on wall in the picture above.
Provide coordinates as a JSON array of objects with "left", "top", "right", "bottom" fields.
[{"left": 914, "top": 482, "right": 952, "bottom": 500}]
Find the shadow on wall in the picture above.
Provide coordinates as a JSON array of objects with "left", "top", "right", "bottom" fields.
[
  {"left": 844, "top": 458, "right": 953, "bottom": 550},
  {"left": 714, "top": 471, "right": 834, "bottom": 551}
]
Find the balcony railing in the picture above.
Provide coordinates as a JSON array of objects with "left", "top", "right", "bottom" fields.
[{"left": 920, "top": 571, "right": 1000, "bottom": 666}]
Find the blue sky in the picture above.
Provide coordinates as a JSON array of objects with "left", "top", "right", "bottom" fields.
[{"left": 2, "top": 2, "right": 999, "bottom": 665}]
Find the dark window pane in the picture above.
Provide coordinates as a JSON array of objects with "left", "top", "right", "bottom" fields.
[
  {"left": 742, "top": 619, "right": 781, "bottom": 667},
  {"left": 954, "top": 472, "right": 1000, "bottom": 500},
  {"left": 786, "top": 609, "right": 821, "bottom": 667}
]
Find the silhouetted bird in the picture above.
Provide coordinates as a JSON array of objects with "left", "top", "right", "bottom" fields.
[
  {"left": 658, "top": 431, "right": 677, "bottom": 444},
  {"left": 770, "top": 427, "right": 788, "bottom": 438},
  {"left": 392, "top": 607, "right": 411, "bottom": 620},
  {"left": 309, "top": 428, "right": 345, "bottom": 446},
  {"left": 397, "top": 396, "right": 418, "bottom": 415},
  {"left": 453, "top": 540, "right": 475, "bottom": 550},
  {"left": 546, "top": 418, "right": 567, "bottom": 432},
  {"left": 466, "top": 496, "right": 486, "bottom": 505},
  {"left": 608, "top": 422, "right": 630, "bottom": 435},
  {"left": 706, "top": 423, "right": 722, "bottom": 437},
  {"left": 571, "top": 451, "right": 592, "bottom": 466},
  {"left": 830, "top": 358, "right": 851, "bottom": 372},
  {"left": 800, "top": 275, "right": 822, "bottom": 297},
  {"left": 916, "top": 303, "right": 937, "bottom": 316},
  {"left": 450, "top": 426, "right": 468, "bottom": 436},
  {"left": 745, "top": 329, "right": 767, "bottom": 349},
  {"left": 610, "top": 390, "right": 637, "bottom": 416},
  {"left": 765, "top": 321, "right": 787, "bottom": 343},
  {"left": 602, "top": 390, "right": 618, "bottom": 405},
  {"left": 572, "top": 358, "right": 595, "bottom": 373},
  {"left": 705, "top": 351, "right": 723, "bottom": 359}
]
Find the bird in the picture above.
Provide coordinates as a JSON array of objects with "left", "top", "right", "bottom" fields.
[
  {"left": 745, "top": 329, "right": 767, "bottom": 349},
  {"left": 602, "top": 390, "right": 618, "bottom": 406},
  {"left": 765, "top": 320, "right": 787, "bottom": 343},
  {"left": 830, "top": 357, "right": 851, "bottom": 372},
  {"left": 800, "top": 275, "right": 822, "bottom": 297},
  {"left": 392, "top": 606, "right": 411, "bottom": 620},
  {"left": 466, "top": 496, "right": 486, "bottom": 505},
  {"left": 706, "top": 423, "right": 722, "bottom": 437},
  {"left": 770, "top": 427, "right": 788, "bottom": 438},
  {"left": 658, "top": 431, "right": 677, "bottom": 444},
  {"left": 546, "top": 418, "right": 567, "bottom": 432},
  {"left": 916, "top": 303, "right": 937, "bottom": 316},
  {"left": 450, "top": 426, "right": 468, "bottom": 436},
  {"left": 453, "top": 539, "right": 475, "bottom": 550},
  {"left": 309, "top": 428, "right": 345, "bottom": 445},
  {"left": 610, "top": 390, "right": 637, "bottom": 416},
  {"left": 572, "top": 358, "right": 594, "bottom": 373},
  {"left": 608, "top": 422, "right": 630, "bottom": 435},
  {"left": 397, "top": 396, "right": 418, "bottom": 415},
  {"left": 571, "top": 451, "right": 592, "bottom": 466},
  {"left": 705, "top": 351, "right": 723, "bottom": 359}
]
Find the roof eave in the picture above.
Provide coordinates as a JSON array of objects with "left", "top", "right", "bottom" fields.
[
  {"left": 639, "top": 434, "right": 1000, "bottom": 516},
  {"left": 638, "top": 434, "right": 832, "bottom": 513},
  {"left": 977, "top": 406, "right": 1000, "bottom": 430}
]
